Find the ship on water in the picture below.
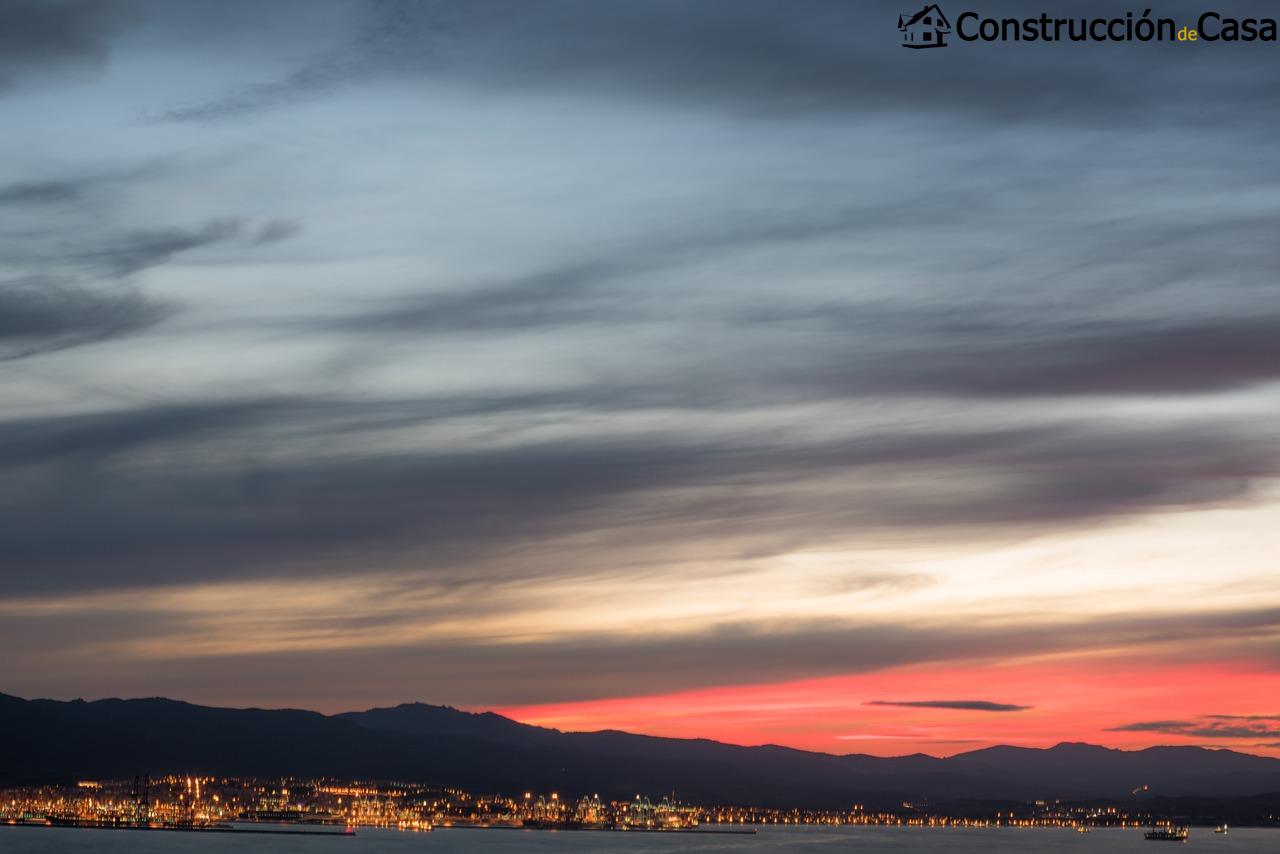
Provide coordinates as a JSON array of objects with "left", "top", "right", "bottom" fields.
[
  {"left": 44, "top": 815, "right": 229, "bottom": 831},
  {"left": 1144, "top": 825, "right": 1190, "bottom": 841},
  {"left": 521, "top": 817, "right": 586, "bottom": 830}
]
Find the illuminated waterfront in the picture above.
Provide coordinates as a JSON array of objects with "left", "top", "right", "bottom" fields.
[
  {"left": 3, "top": 774, "right": 1279, "bottom": 854},
  {"left": 0, "top": 777, "right": 705, "bottom": 833},
  {"left": 4, "top": 775, "right": 1276, "bottom": 840}
]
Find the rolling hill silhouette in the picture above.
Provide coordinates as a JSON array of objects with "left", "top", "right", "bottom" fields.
[{"left": 4, "top": 693, "right": 1279, "bottom": 807}]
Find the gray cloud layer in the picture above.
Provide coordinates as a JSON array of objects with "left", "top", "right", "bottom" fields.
[
  {"left": 1, "top": 394, "right": 1274, "bottom": 596},
  {"left": 866, "top": 700, "right": 1030, "bottom": 712},
  {"left": 6, "top": 604, "right": 1279, "bottom": 708},
  {"left": 0, "top": 280, "right": 171, "bottom": 360},
  {"left": 0, "top": 154, "right": 299, "bottom": 359},
  {"left": 1110, "top": 715, "right": 1280, "bottom": 740},
  {"left": 155, "top": 0, "right": 1280, "bottom": 130},
  {"left": 2, "top": 0, "right": 1280, "bottom": 711},
  {"left": 0, "top": 0, "right": 125, "bottom": 94}
]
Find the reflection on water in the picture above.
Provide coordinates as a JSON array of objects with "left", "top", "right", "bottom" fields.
[{"left": 2, "top": 825, "right": 1279, "bottom": 854}]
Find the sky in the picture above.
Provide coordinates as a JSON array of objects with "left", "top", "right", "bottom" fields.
[{"left": 2, "top": 0, "right": 1279, "bottom": 758}]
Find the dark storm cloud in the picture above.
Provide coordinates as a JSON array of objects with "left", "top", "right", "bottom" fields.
[
  {"left": 0, "top": 391, "right": 1275, "bottom": 596},
  {"left": 0, "top": 279, "right": 171, "bottom": 360},
  {"left": 1109, "top": 716, "right": 1280, "bottom": 739},
  {"left": 0, "top": 0, "right": 126, "bottom": 93},
  {"left": 158, "top": 0, "right": 1280, "bottom": 128},
  {"left": 866, "top": 700, "right": 1030, "bottom": 712}
]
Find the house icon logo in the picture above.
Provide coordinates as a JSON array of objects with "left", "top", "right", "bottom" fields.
[{"left": 898, "top": 4, "right": 951, "bottom": 48}]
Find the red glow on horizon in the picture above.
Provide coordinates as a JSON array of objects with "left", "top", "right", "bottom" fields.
[{"left": 494, "top": 661, "right": 1280, "bottom": 758}]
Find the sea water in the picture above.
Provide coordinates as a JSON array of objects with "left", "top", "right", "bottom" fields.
[{"left": 1, "top": 825, "right": 1276, "bottom": 853}]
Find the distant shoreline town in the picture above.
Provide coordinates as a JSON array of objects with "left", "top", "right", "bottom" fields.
[
  {"left": 2, "top": 775, "right": 1276, "bottom": 835},
  {"left": 6, "top": 693, "right": 1280, "bottom": 830}
]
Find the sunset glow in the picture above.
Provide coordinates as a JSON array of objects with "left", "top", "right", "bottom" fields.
[{"left": 499, "top": 662, "right": 1280, "bottom": 757}]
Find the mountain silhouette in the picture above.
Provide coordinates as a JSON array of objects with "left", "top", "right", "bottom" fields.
[{"left": 4, "top": 693, "right": 1279, "bottom": 807}]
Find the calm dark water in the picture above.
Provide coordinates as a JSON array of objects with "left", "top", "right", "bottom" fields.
[{"left": 1, "top": 825, "right": 1276, "bottom": 853}]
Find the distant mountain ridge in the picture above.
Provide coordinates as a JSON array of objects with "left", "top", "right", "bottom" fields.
[{"left": 3, "top": 692, "right": 1279, "bottom": 808}]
